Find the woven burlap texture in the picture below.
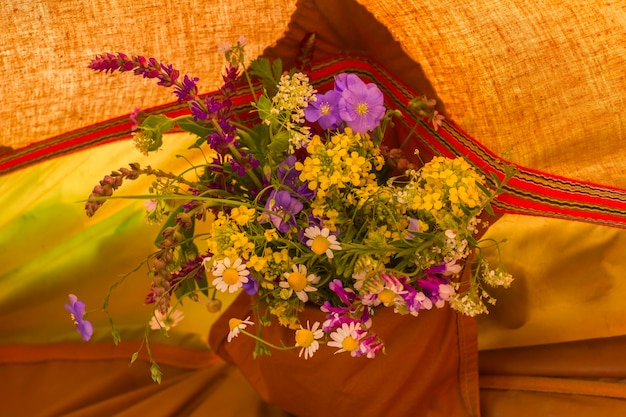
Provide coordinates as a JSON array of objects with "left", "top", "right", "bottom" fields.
[{"left": 2, "top": 0, "right": 625, "bottom": 188}]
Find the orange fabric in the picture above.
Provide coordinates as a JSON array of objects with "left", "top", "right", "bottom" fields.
[
  {"left": 210, "top": 293, "right": 480, "bottom": 417},
  {"left": 479, "top": 336, "right": 626, "bottom": 416},
  {"left": 0, "top": 343, "right": 289, "bottom": 416},
  {"left": 0, "top": 342, "right": 222, "bottom": 369}
]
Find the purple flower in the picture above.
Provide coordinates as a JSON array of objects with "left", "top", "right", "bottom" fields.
[
  {"left": 242, "top": 276, "right": 259, "bottom": 295},
  {"left": 264, "top": 190, "right": 303, "bottom": 233},
  {"left": 305, "top": 89, "right": 342, "bottom": 130},
  {"left": 337, "top": 73, "right": 385, "bottom": 134},
  {"left": 173, "top": 74, "right": 199, "bottom": 103},
  {"left": 64, "top": 294, "right": 93, "bottom": 341},
  {"left": 357, "top": 334, "right": 384, "bottom": 358},
  {"left": 277, "top": 156, "right": 315, "bottom": 199},
  {"left": 328, "top": 279, "right": 356, "bottom": 306}
]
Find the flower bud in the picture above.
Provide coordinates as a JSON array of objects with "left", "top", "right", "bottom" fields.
[{"left": 206, "top": 299, "right": 222, "bottom": 313}]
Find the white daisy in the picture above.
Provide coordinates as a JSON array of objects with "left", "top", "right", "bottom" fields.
[
  {"left": 303, "top": 226, "right": 342, "bottom": 258},
  {"left": 212, "top": 257, "right": 249, "bottom": 293},
  {"left": 294, "top": 321, "right": 324, "bottom": 359},
  {"left": 227, "top": 316, "right": 254, "bottom": 342},
  {"left": 149, "top": 308, "right": 184, "bottom": 331},
  {"left": 280, "top": 264, "right": 320, "bottom": 303},
  {"left": 327, "top": 322, "right": 363, "bottom": 356}
]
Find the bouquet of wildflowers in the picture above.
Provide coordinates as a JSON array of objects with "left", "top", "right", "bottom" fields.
[{"left": 69, "top": 37, "right": 514, "bottom": 382}]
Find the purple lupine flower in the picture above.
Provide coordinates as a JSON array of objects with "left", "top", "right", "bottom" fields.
[
  {"left": 264, "top": 190, "right": 303, "bottom": 233},
  {"left": 231, "top": 151, "right": 260, "bottom": 176},
  {"left": 64, "top": 294, "right": 93, "bottom": 341},
  {"left": 89, "top": 53, "right": 202, "bottom": 105},
  {"left": 173, "top": 74, "right": 199, "bottom": 103},
  {"left": 305, "top": 89, "right": 342, "bottom": 130},
  {"left": 338, "top": 73, "right": 385, "bottom": 134},
  {"left": 157, "top": 63, "right": 179, "bottom": 87}
]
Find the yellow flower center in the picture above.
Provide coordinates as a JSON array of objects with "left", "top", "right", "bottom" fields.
[
  {"left": 320, "top": 103, "right": 331, "bottom": 115},
  {"left": 287, "top": 271, "right": 308, "bottom": 291},
  {"left": 356, "top": 102, "right": 369, "bottom": 116},
  {"left": 378, "top": 289, "right": 396, "bottom": 305},
  {"left": 228, "top": 318, "right": 242, "bottom": 330},
  {"left": 295, "top": 328, "right": 315, "bottom": 347},
  {"left": 222, "top": 268, "right": 240, "bottom": 285},
  {"left": 342, "top": 335, "right": 360, "bottom": 352},
  {"left": 311, "top": 235, "right": 331, "bottom": 255}
]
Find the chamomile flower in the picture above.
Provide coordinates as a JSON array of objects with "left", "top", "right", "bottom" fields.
[
  {"left": 294, "top": 321, "right": 324, "bottom": 359},
  {"left": 227, "top": 316, "right": 254, "bottom": 342},
  {"left": 280, "top": 264, "right": 321, "bottom": 303},
  {"left": 304, "top": 226, "right": 342, "bottom": 258},
  {"left": 149, "top": 308, "right": 184, "bottom": 331},
  {"left": 212, "top": 257, "right": 250, "bottom": 293},
  {"left": 328, "top": 322, "right": 364, "bottom": 356}
]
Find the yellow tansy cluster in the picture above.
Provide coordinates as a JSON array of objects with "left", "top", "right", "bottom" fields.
[
  {"left": 295, "top": 128, "right": 381, "bottom": 197},
  {"left": 206, "top": 212, "right": 255, "bottom": 260},
  {"left": 406, "top": 156, "right": 487, "bottom": 223}
]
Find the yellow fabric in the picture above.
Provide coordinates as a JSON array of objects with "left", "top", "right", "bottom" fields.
[
  {"left": 0, "top": 133, "right": 236, "bottom": 348},
  {"left": 477, "top": 214, "right": 626, "bottom": 350}
]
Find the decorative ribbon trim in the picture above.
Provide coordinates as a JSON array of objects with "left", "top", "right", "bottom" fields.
[{"left": 2, "top": 55, "right": 625, "bottom": 227}]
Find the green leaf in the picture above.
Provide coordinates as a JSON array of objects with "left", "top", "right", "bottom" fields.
[
  {"left": 475, "top": 181, "right": 492, "bottom": 197},
  {"left": 249, "top": 57, "right": 283, "bottom": 94},
  {"left": 130, "top": 351, "right": 139, "bottom": 365},
  {"left": 176, "top": 116, "right": 211, "bottom": 139},
  {"left": 256, "top": 94, "right": 274, "bottom": 123},
  {"left": 267, "top": 130, "right": 290, "bottom": 154}
]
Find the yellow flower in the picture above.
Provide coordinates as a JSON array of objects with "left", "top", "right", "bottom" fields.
[{"left": 230, "top": 206, "right": 255, "bottom": 225}]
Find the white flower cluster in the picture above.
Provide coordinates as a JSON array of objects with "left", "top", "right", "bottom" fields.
[
  {"left": 481, "top": 264, "right": 514, "bottom": 288},
  {"left": 271, "top": 72, "right": 316, "bottom": 149}
]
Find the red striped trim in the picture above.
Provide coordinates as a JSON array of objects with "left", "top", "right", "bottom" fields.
[{"left": 2, "top": 55, "right": 625, "bottom": 228}]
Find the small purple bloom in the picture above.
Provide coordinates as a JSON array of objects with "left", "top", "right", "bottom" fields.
[
  {"left": 333, "top": 73, "right": 350, "bottom": 92},
  {"left": 64, "top": 294, "right": 93, "bottom": 341},
  {"left": 264, "top": 190, "right": 303, "bottom": 233},
  {"left": 242, "top": 277, "right": 259, "bottom": 295},
  {"left": 277, "top": 156, "right": 314, "bottom": 199},
  {"left": 305, "top": 89, "right": 342, "bottom": 130},
  {"left": 357, "top": 333, "right": 384, "bottom": 358},
  {"left": 337, "top": 74, "right": 385, "bottom": 134},
  {"left": 328, "top": 279, "right": 357, "bottom": 306}
]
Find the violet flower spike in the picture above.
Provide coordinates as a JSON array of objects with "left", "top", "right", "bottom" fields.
[
  {"left": 173, "top": 74, "right": 199, "bottom": 103},
  {"left": 64, "top": 294, "right": 93, "bottom": 341}
]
